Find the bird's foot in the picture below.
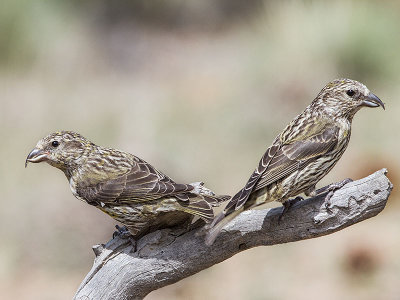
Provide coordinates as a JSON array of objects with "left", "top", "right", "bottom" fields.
[
  {"left": 113, "top": 224, "right": 131, "bottom": 239},
  {"left": 320, "top": 178, "right": 353, "bottom": 211},
  {"left": 278, "top": 196, "right": 303, "bottom": 224},
  {"left": 113, "top": 225, "right": 137, "bottom": 251}
]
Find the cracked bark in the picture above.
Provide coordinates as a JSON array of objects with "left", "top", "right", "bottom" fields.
[{"left": 74, "top": 169, "right": 392, "bottom": 300}]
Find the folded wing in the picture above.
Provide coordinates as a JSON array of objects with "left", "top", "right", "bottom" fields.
[{"left": 227, "top": 125, "right": 339, "bottom": 212}]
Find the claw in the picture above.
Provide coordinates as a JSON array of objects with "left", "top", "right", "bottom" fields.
[
  {"left": 324, "top": 193, "right": 333, "bottom": 212},
  {"left": 113, "top": 225, "right": 131, "bottom": 239},
  {"left": 321, "top": 178, "right": 353, "bottom": 211},
  {"left": 113, "top": 225, "right": 137, "bottom": 251}
]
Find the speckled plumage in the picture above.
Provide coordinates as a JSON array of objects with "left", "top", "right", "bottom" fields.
[
  {"left": 205, "top": 78, "right": 384, "bottom": 245},
  {"left": 26, "top": 131, "right": 228, "bottom": 238}
]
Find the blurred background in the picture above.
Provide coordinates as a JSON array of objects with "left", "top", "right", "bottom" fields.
[{"left": 1, "top": 0, "right": 399, "bottom": 299}]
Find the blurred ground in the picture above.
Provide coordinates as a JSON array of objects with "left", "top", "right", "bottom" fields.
[{"left": 1, "top": 1, "right": 399, "bottom": 299}]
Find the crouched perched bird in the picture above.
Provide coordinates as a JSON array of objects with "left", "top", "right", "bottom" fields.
[
  {"left": 26, "top": 131, "right": 229, "bottom": 238},
  {"left": 205, "top": 78, "right": 385, "bottom": 245}
]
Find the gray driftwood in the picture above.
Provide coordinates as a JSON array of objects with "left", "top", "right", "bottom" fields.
[{"left": 74, "top": 169, "right": 392, "bottom": 300}]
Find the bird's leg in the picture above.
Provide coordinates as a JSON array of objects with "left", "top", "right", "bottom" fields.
[
  {"left": 304, "top": 185, "right": 317, "bottom": 198},
  {"left": 317, "top": 178, "right": 353, "bottom": 210},
  {"left": 113, "top": 225, "right": 137, "bottom": 251},
  {"left": 278, "top": 196, "right": 303, "bottom": 224},
  {"left": 113, "top": 224, "right": 131, "bottom": 238}
]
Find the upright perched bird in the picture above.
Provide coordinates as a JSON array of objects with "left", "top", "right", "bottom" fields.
[
  {"left": 205, "top": 78, "right": 384, "bottom": 245},
  {"left": 26, "top": 131, "right": 228, "bottom": 238}
]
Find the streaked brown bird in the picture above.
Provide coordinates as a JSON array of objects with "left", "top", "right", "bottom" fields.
[
  {"left": 26, "top": 131, "right": 228, "bottom": 239},
  {"left": 205, "top": 78, "right": 384, "bottom": 245}
]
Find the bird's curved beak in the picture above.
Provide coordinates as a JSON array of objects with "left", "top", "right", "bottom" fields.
[
  {"left": 25, "top": 148, "right": 49, "bottom": 168},
  {"left": 362, "top": 93, "right": 385, "bottom": 110}
]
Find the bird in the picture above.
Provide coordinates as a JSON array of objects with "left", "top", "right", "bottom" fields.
[
  {"left": 25, "top": 131, "right": 229, "bottom": 240},
  {"left": 205, "top": 78, "right": 384, "bottom": 245}
]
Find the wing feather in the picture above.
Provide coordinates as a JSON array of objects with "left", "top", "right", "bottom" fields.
[
  {"left": 225, "top": 141, "right": 281, "bottom": 211},
  {"left": 228, "top": 126, "right": 339, "bottom": 211},
  {"left": 78, "top": 156, "right": 194, "bottom": 204}
]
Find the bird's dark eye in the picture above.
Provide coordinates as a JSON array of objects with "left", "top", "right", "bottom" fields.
[
  {"left": 51, "top": 140, "right": 59, "bottom": 147},
  {"left": 346, "top": 89, "right": 355, "bottom": 97}
]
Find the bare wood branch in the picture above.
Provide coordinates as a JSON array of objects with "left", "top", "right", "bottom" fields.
[{"left": 74, "top": 169, "right": 392, "bottom": 300}]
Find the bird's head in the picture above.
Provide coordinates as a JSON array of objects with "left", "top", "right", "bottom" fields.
[
  {"left": 25, "top": 131, "right": 93, "bottom": 172},
  {"left": 313, "top": 78, "right": 384, "bottom": 118}
]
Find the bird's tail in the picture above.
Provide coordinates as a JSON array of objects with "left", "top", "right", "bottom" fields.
[
  {"left": 179, "top": 195, "right": 229, "bottom": 223},
  {"left": 202, "top": 194, "right": 231, "bottom": 206},
  {"left": 183, "top": 181, "right": 230, "bottom": 221},
  {"left": 189, "top": 181, "right": 230, "bottom": 205},
  {"left": 204, "top": 207, "right": 243, "bottom": 246},
  {"left": 175, "top": 182, "right": 230, "bottom": 224}
]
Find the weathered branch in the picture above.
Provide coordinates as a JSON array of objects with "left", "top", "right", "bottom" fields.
[{"left": 74, "top": 169, "right": 392, "bottom": 300}]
